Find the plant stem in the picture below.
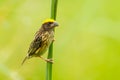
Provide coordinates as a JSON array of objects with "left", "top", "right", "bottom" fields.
[
  {"left": 51, "top": 0, "right": 58, "bottom": 20},
  {"left": 46, "top": 0, "right": 58, "bottom": 80}
]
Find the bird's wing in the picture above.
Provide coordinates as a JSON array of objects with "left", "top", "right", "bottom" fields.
[
  {"left": 28, "top": 35, "right": 42, "bottom": 56},
  {"left": 21, "top": 30, "right": 43, "bottom": 65}
]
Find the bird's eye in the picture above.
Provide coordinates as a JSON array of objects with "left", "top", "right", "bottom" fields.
[
  {"left": 46, "top": 22, "right": 51, "bottom": 27},
  {"left": 48, "top": 22, "right": 52, "bottom": 25}
]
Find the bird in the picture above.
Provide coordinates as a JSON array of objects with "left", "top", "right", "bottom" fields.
[{"left": 21, "top": 19, "right": 59, "bottom": 65}]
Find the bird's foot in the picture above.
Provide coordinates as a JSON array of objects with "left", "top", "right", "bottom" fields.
[
  {"left": 39, "top": 56, "right": 54, "bottom": 63},
  {"left": 45, "top": 58, "right": 54, "bottom": 63}
]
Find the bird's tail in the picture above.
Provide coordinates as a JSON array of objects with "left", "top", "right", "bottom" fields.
[{"left": 21, "top": 56, "right": 28, "bottom": 65}]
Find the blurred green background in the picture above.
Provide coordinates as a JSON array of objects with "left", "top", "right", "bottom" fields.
[{"left": 0, "top": 0, "right": 120, "bottom": 80}]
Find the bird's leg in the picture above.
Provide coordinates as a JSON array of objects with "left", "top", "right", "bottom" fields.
[
  {"left": 52, "top": 38, "right": 55, "bottom": 42},
  {"left": 39, "top": 56, "right": 53, "bottom": 63}
]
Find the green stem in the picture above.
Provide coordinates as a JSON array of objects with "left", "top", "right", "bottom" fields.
[
  {"left": 46, "top": 0, "right": 58, "bottom": 80},
  {"left": 51, "top": 0, "right": 58, "bottom": 19}
]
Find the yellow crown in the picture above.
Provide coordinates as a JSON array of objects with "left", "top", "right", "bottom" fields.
[{"left": 42, "top": 19, "right": 55, "bottom": 24}]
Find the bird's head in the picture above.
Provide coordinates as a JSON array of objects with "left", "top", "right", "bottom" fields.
[{"left": 42, "top": 19, "right": 59, "bottom": 31}]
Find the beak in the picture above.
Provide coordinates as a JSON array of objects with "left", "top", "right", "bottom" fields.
[{"left": 53, "top": 22, "right": 59, "bottom": 27}]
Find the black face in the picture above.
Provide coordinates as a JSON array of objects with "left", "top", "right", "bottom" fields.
[{"left": 42, "top": 22, "right": 58, "bottom": 31}]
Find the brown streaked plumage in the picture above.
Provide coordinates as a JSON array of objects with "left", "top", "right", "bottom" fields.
[{"left": 22, "top": 19, "right": 58, "bottom": 65}]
